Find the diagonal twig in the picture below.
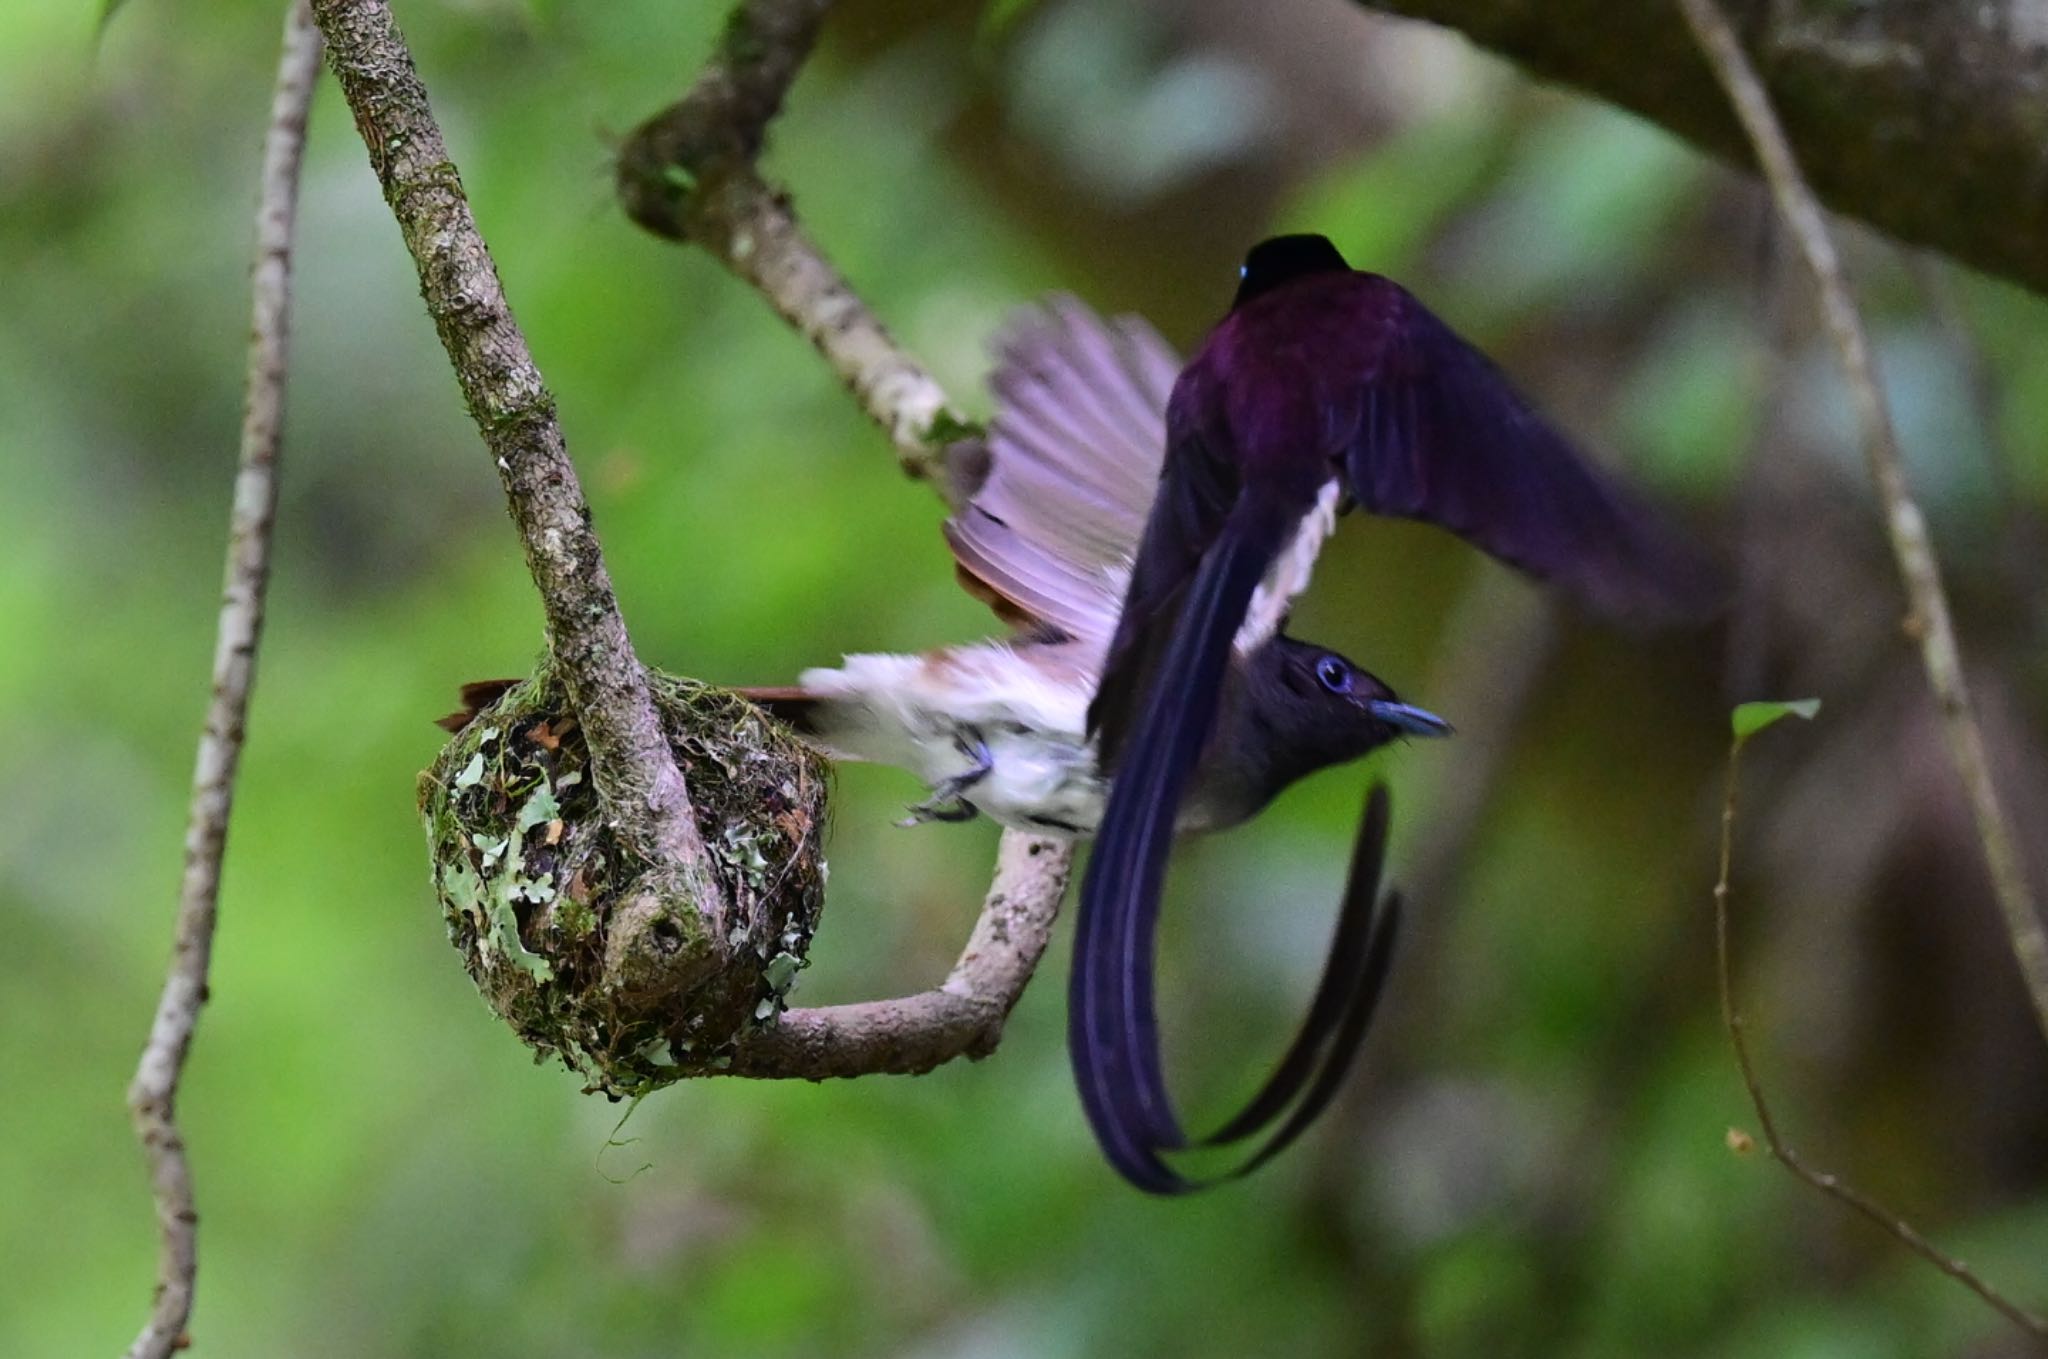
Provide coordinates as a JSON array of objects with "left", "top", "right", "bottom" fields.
[
  {"left": 1715, "top": 718, "right": 2048, "bottom": 1341},
  {"left": 618, "top": 0, "right": 965, "bottom": 490},
  {"left": 1676, "top": 0, "right": 2048, "bottom": 1044},
  {"left": 123, "top": 5, "right": 321, "bottom": 1355},
  {"left": 310, "top": 0, "right": 720, "bottom": 913}
]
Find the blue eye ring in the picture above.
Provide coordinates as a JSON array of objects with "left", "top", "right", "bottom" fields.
[{"left": 1315, "top": 656, "right": 1350, "bottom": 693}]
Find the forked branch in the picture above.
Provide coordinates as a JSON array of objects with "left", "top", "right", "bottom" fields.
[
  {"left": 316, "top": 0, "right": 1068, "bottom": 1080},
  {"left": 617, "top": 0, "right": 964, "bottom": 488},
  {"left": 1714, "top": 710, "right": 2047, "bottom": 1341}
]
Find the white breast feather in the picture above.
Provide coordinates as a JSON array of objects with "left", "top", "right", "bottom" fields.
[{"left": 797, "top": 644, "right": 1092, "bottom": 783}]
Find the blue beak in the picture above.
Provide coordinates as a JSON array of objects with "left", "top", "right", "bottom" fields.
[{"left": 1368, "top": 700, "right": 1454, "bottom": 738}]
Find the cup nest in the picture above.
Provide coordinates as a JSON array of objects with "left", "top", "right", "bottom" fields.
[{"left": 418, "top": 667, "right": 829, "bottom": 1096}]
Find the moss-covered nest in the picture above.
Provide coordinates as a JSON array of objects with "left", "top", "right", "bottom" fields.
[{"left": 418, "top": 666, "right": 829, "bottom": 1096}]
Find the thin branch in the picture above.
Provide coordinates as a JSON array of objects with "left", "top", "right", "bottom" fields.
[
  {"left": 618, "top": 0, "right": 963, "bottom": 491},
  {"left": 1351, "top": 0, "right": 2048, "bottom": 297},
  {"left": 123, "top": 6, "right": 320, "bottom": 1356},
  {"left": 309, "top": 0, "right": 720, "bottom": 912},
  {"left": 1903, "top": 252, "right": 2048, "bottom": 644},
  {"left": 1676, "top": 0, "right": 2048, "bottom": 1044},
  {"left": 1714, "top": 726, "right": 2048, "bottom": 1341},
  {"left": 726, "top": 833, "right": 1072, "bottom": 1078},
  {"left": 617, "top": 0, "right": 1073, "bottom": 1075}
]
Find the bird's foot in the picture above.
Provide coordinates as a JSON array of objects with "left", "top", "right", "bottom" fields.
[
  {"left": 897, "top": 798, "right": 980, "bottom": 827},
  {"left": 896, "top": 732, "right": 992, "bottom": 828}
]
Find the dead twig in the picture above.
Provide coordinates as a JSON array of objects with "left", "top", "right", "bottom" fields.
[
  {"left": 1676, "top": 0, "right": 2048, "bottom": 1045},
  {"left": 1714, "top": 706, "right": 2048, "bottom": 1341},
  {"left": 123, "top": 6, "right": 321, "bottom": 1355}
]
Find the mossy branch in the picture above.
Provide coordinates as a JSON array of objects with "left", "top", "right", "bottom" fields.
[
  {"left": 307, "top": 0, "right": 722, "bottom": 918},
  {"left": 616, "top": 0, "right": 964, "bottom": 490},
  {"left": 1355, "top": 0, "right": 2048, "bottom": 297}
]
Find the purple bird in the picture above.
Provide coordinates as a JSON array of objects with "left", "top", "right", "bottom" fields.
[
  {"left": 439, "top": 294, "right": 1439, "bottom": 1171},
  {"left": 1075, "top": 234, "right": 1719, "bottom": 1193}
]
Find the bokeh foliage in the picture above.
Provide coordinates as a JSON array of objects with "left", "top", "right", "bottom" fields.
[{"left": 4, "top": 0, "right": 2046, "bottom": 1355}]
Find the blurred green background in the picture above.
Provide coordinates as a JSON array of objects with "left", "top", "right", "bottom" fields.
[{"left": 5, "top": 0, "right": 2047, "bottom": 1354}]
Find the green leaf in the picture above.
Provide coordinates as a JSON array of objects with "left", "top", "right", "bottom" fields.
[
  {"left": 1731, "top": 699, "right": 1821, "bottom": 741},
  {"left": 453, "top": 752, "right": 486, "bottom": 789}
]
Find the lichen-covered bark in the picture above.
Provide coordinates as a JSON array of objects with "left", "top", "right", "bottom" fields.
[
  {"left": 309, "top": 0, "right": 720, "bottom": 908},
  {"left": 1358, "top": 0, "right": 2048, "bottom": 294},
  {"left": 617, "top": 0, "right": 962, "bottom": 486}
]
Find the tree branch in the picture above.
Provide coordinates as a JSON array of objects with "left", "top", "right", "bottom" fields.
[
  {"left": 308, "top": 0, "right": 720, "bottom": 915},
  {"left": 123, "top": 6, "right": 320, "bottom": 1356},
  {"left": 617, "top": 0, "right": 964, "bottom": 491},
  {"left": 1355, "top": 0, "right": 2048, "bottom": 297},
  {"left": 617, "top": 0, "right": 1075, "bottom": 1077},
  {"left": 1715, "top": 716, "right": 2048, "bottom": 1341},
  {"left": 1676, "top": 0, "right": 2048, "bottom": 1047},
  {"left": 727, "top": 833, "right": 1072, "bottom": 1078}
]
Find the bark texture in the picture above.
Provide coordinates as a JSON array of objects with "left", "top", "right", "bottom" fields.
[
  {"left": 728, "top": 833, "right": 1073, "bottom": 1078},
  {"left": 310, "top": 0, "right": 720, "bottom": 910},
  {"left": 124, "top": 7, "right": 321, "bottom": 1356},
  {"left": 617, "top": 0, "right": 963, "bottom": 486},
  {"left": 1357, "top": 0, "right": 2048, "bottom": 293}
]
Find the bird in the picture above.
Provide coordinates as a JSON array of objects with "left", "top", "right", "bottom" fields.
[
  {"left": 438, "top": 292, "right": 1452, "bottom": 1183},
  {"left": 1073, "top": 234, "right": 1721, "bottom": 1193},
  {"left": 724, "top": 296, "right": 1451, "bottom": 841}
]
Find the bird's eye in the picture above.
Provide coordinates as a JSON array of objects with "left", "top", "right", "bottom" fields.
[{"left": 1315, "top": 656, "right": 1350, "bottom": 693}]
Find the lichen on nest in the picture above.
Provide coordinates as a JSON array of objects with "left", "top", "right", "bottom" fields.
[{"left": 418, "top": 665, "right": 829, "bottom": 1096}]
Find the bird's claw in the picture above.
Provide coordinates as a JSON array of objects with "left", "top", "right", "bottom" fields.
[
  {"left": 897, "top": 798, "right": 980, "bottom": 828},
  {"left": 896, "top": 731, "right": 993, "bottom": 828}
]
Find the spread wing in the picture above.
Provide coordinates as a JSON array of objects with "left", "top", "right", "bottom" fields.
[
  {"left": 943, "top": 297, "right": 1182, "bottom": 643},
  {"left": 1345, "top": 281, "right": 1722, "bottom": 622}
]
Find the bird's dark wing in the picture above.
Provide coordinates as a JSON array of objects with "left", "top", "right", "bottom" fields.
[
  {"left": 944, "top": 297, "right": 1183, "bottom": 644},
  {"left": 1346, "top": 285, "right": 1721, "bottom": 622},
  {"left": 1073, "top": 781, "right": 1404, "bottom": 1194},
  {"left": 1069, "top": 491, "right": 1304, "bottom": 1193}
]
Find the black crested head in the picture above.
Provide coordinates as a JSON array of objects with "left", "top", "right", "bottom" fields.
[
  {"left": 1232, "top": 234, "right": 1352, "bottom": 310},
  {"left": 1216, "top": 637, "right": 1450, "bottom": 820}
]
